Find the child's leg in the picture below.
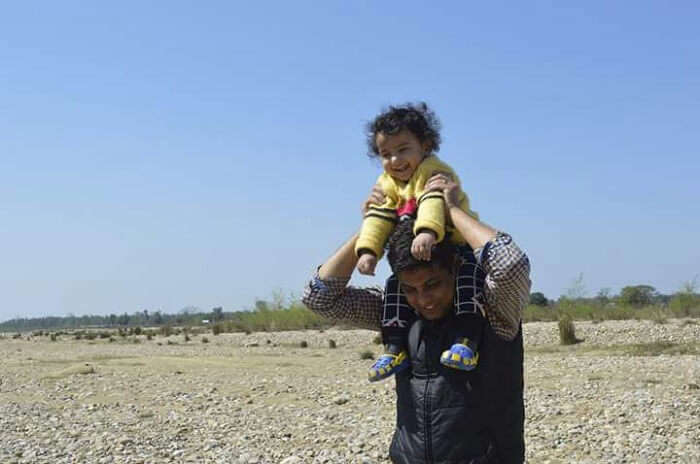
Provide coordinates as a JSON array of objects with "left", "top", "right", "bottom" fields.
[
  {"left": 441, "top": 246, "right": 487, "bottom": 371},
  {"left": 440, "top": 313, "right": 484, "bottom": 371},
  {"left": 368, "top": 275, "right": 415, "bottom": 382}
]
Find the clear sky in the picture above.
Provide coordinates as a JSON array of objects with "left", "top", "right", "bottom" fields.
[{"left": 2, "top": 1, "right": 699, "bottom": 321}]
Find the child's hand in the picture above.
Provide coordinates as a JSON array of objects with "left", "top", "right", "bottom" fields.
[
  {"left": 411, "top": 231, "right": 437, "bottom": 261},
  {"left": 357, "top": 253, "right": 378, "bottom": 275}
]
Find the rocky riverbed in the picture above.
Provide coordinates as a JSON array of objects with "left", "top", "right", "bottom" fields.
[{"left": 1, "top": 319, "right": 699, "bottom": 463}]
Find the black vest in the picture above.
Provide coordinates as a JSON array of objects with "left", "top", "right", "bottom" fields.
[{"left": 389, "top": 314, "right": 524, "bottom": 464}]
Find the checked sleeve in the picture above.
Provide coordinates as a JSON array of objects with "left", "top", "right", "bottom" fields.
[
  {"left": 302, "top": 270, "right": 383, "bottom": 331},
  {"left": 476, "top": 232, "right": 531, "bottom": 341}
]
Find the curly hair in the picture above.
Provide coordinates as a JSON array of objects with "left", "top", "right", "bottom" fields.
[
  {"left": 386, "top": 218, "right": 457, "bottom": 275},
  {"left": 365, "top": 102, "right": 442, "bottom": 158}
]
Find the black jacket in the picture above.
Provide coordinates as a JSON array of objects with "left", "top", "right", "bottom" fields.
[{"left": 389, "top": 315, "right": 525, "bottom": 464}]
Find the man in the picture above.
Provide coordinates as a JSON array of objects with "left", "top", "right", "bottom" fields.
[{"left": 302, "top": 174, "right": 531, "bottom": 463}]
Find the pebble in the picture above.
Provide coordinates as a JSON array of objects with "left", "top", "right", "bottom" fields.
[{"left": 0, "top": 320, "right": 698, "bottom": 463}]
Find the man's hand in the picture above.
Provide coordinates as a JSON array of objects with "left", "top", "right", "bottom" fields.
[
  {"left": 425, "top": 173, "right": 497, "bottom": 250},
  {"left": 362, "top": 183, "right": 386, "bottom": 217},
  {"left": 357, "top": 253, "right": 378, "bottom": 275},
  {"left": 425, "top": 172, "right": 462, "bottom": 209},
  {"left": 411, "top": 230, "right": 437, "bottom": 261}
]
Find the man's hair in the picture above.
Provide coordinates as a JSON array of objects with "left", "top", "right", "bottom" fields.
[
  {"left": 386, "top": 218, "right": 457, "bottom": 275},
  {"left": 366, "top": 102, "right": 442, "bottom": 158}
]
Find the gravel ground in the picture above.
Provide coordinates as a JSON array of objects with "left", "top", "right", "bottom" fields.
[{"left": 1, "top": 319, "right": 698, "bottom": 463}]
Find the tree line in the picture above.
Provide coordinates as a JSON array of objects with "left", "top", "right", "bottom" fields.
[
  {"left": 528, "top": 278, "right": 699, "bottom": 314},
  {"left": 2, "top": 279, "right": 698, "bottom": 333},
  {"left": 0, "top": 299, "right": 292, "bottom": 333}
]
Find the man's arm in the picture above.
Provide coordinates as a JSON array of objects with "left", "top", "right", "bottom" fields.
[
  {"left": 427, "top": 174, "right": 531, "bottom": 340},
  {"left": 302, "top": 233, "right": 383, "bottom": 331},
  {"left": 475, "top": 233, "right": 531, "bottom": 341},
  {"left": 319, "top": 233, "right": 360, "bottom": 280}
]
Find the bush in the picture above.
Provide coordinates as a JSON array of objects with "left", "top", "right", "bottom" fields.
[
  {"left": 202, "top": 337, "right": 209, "bottom": 343},
  {"left": 359, "top": 350, "right": 374, "bottom": 360},
  {"left": 212, "top": 323, "right": 222, "bottom": 336},
  {"left": 328, "top": 339, "right": 337, "bottom": 349},
  {"left": 160, "top": 325, "right": 173, "bottom": 337},
  {"left": 133, "top": 326, "right": 142, "bottom": 335},
  {"left": 669, "top": 293, "right": 700, "bottom": 317},
  {"left": 300, "top": 340, "right": 308, "bottom": 348},
  {"left": 50, "top": 333, "right": 57, "bottom": 342},
  {"left": 184, "top": 334, "right": 191, "bottom": 342},
  {"left": 85, "top": 332, "right": 97, "bottom": 340},
  {"left": 372, "top": 334, "right": 383, "bottom": 345},
  {"left": 558, "top": 314, "right": 580, "bottom": 345},
  {"left": 652, "top": 311, "right": 668, "bottom": 325}
]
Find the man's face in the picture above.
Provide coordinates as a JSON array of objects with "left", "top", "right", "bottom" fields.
[
  {"left": 398, "top": 264, "right": 456, "bottom": 320},
  {"left": 375, "top": 129, "right": 428, "bottom": 182}
]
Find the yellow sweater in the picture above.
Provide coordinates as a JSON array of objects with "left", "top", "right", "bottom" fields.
[{"left": 355, "top": 156, "right": 478, "bottom": 258}]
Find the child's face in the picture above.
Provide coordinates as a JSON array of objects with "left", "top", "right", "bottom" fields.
[{"left": 376, "top": 129, "right": 429, "bottom": 182}]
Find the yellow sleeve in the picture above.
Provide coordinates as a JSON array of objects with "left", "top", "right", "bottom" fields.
[
  {"left": 355, "top": 175, "right": 399, "bottom": 258},
  {"left": 411, "top": 157, "right": 478, "bottom": 242}
]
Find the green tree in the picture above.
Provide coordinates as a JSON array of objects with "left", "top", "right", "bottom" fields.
[
  {"left": 619, "top": 285, "right": 657, "bottom": 307},
  {"left": 255, "top": 300, "right": 269, "bottom": 312},
  {"left": 212, "top": 307, "right": 223, "bottom": 321},
  {"left": 595, "top": 288, "right": 612, "bottom": 306},
  {"left": 118, "top": 312, "right": 130, "bottom": 326},
  {"left": 529, "top": 292, "right": 548, "bottom": 306}
]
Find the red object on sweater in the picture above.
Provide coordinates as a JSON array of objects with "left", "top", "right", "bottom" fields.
[{"left": 396, "top": 198, "right": 418, "bottom": 217}]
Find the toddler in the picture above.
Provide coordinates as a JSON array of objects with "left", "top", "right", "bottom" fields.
[{"left": 356, "top": 102, "right": 484, "bottom": 381}]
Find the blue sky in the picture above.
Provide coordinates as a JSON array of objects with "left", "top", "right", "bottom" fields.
[{"left": 1, "top": 1, "right": 699, "bottom": 321}]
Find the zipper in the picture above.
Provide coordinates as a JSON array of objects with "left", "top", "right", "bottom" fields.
[{"left": 423, "top": 333, "right": 433, "bottom": 463}]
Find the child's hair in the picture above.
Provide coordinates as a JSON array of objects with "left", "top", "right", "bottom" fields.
[
  {"left": 387, "top": 218, "right": 456, "bottom": 275},
  {"left": 365, "top": 102, "right": 442, "bottom": 158}
]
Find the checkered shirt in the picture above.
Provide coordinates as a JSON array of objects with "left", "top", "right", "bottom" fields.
[{"left": 302, "top": 232, "right": 531, "bottom": 341}]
